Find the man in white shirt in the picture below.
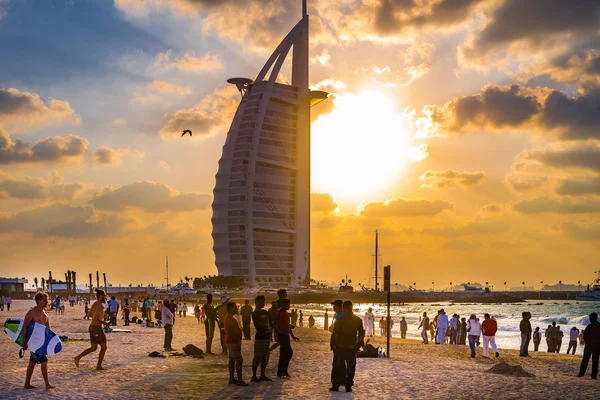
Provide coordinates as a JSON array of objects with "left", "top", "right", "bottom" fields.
[
  {"left": 162, "top": 299, "right": 174, "bottom": 351},
  {"left": 436, "top": 309, "right": 449, "bottom": 345},
  {"left": 449, "top": 314, "right": 458, "bottom": 344},
  {"left": 567, "top": 327, "right": 580, "bottom": 355}
]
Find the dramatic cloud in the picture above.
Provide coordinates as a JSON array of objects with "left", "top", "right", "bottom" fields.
[
  {"left": 92, "top": 146, "right": 145, "bottom": 165},
  {"left": 91, "top": 181, "right": 211, "bottom": 213},
  {"left": 513, "top": 197, "right": 600, "bottom": 214},
  {"left": 155, "top": 52, "right": 223, "bottom": 73},
  {"left": 419, "top": 169, "right": 487, "bottom": 188},
  {"left": 147, "top": 80, "right": 192, "bottom": 96},
  {"left": 422, "top": 220, "right": 508, "bottom": 238},
  {"left": 460, "top": 0, "right": 600, "bottom": 68},
  {"left": 159, "top": 86, "right": 238, "bottom": 137},
  {"left": 522, "top": 143, "right": 600, "bottom": 173},
  {"left": 311, "top": 193, "right": 339, "bottom": 214},
  {"left": 360, "top": 197, "right": 454, "bottom": 217},
  {"left": 0, "top": 203, "right": 129, "bottom": 238},
  {"left": 556, "top": 177, "right": 600, "bottom": 197},
  {"left": 505, "top": 173, "right": 547, "bottom": 193},
  {"left": 0, "top": 171, "right": 84, "bottom": 200},
  {"left": 417, "top": 84, "right": 600, "bottom": 140},
  {"left": 0, "top": 129, "right": 88, "bottom": 165},
  {"left": 371, "top": 0, "right": 486, "bottom": 36},
  {"left": 0, "top": 88, "right": 80, "bottom": 130}
]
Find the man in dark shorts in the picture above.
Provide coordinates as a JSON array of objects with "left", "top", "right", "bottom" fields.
[
  {"left": 331, "top": 300, "right": 365, "bottom": 392},
  {"left": 202, "top": 294, "right": 217, "bottom": 354},
  {"left": 225, "top": 302, "right": 248, "bottom": 386},
  {"left": 329, "top": 299, "right": 344, "bottom": 391},
  {"left": 578, "top": 312, "right": 600, "bottom": 379},
  {"left": 74, "top": 289, "right": 109, "bottom": 370},
  {"left": 251, "top": 295, "right": 272, "bottom": 382},
  {"left": 23, "top": 291, "right": 55, "bottom": 391},
  {"left": 240, "top": 300, "right": 253, "bottom": 340}
]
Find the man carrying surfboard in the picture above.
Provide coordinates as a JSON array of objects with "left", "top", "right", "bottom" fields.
[
  {"left": 74, "top": 289, "right": 109, "bottom": 370},
  {"left": 23, "top": 291, "right": 55, "bottom": 391}
]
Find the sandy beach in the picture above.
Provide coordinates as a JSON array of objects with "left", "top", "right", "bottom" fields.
[{"left": 0, "top": 299, "right": 597, "bottom": 400}]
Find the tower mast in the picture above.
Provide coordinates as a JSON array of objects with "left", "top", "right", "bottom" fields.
[{"left": 375, "top": 229, "right": 379, "bottom": 292}]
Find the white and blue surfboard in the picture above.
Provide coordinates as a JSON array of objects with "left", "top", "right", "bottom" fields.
[{"left": 3, "top": 318, "right": 62, "bottom": 356}]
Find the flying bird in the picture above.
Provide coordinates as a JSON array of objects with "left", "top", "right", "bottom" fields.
[{"left": 181, "top": 130, "right": 192, "bottom": 137}]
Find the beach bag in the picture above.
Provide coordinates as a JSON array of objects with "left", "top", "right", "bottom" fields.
[{"left": 182, "top": 344, "right": 204, "bottom": 356}]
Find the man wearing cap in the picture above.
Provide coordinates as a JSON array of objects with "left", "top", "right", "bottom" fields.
[
  {"left": 216, "top": 295, "right": 230, "bottom": 355},
  {"left": 329, "top": 299, "right": 344, "bottom": 391}
]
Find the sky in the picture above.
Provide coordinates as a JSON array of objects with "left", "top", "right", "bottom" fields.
[{"left": 1, "top": 0, "right": 599, "bottom": 290}]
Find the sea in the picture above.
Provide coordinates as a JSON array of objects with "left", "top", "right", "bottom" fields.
[{"left": 293, "top": 300, "right": 600, "bottom": 356}]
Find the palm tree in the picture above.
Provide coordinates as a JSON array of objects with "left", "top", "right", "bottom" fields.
[
  {"left": 72, "top": 271, "right": 77, "bottom": 292},
  {"left": 34, "top": 277, "right": 38, "bottom": 290},
  {"left": 348, "top": 279, "right": 352, "bottom": 285},
  {"left": 394, "top": 282, "right": 398, "bottom": 292},
  {"left": 41, "top": 277, "right": 46, "bottom": 291}
]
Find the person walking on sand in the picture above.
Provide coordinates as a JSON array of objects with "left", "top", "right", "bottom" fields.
[
  {"left": 23, "top": 291, "right": 55, "bottom": 391},
  {"left": 225, "top": 302, "right": 248, "bottom": 386},
  {"left": 109, "top": 296, "right": 119, "bottom": 326},
  {"left": 240, "top": 300, "right": 253, "bottom": 340},
  {"left": 578, "top": 312, "right": 600, "bottom": 379},
  {"left": 6, "top": 295, "right": 12, "bottom": 311},
  {"left": 533, "top": 327, "right": 542, "bottom": 351},
  {"left": 162, "top": 299, "right": 174, "bottom": 352},
  {"left": 418, "top": 312, "right": 430, "bottom": 344},
  {"left": 379, "top": 317, "right": 385, "bottom": 336},
  {"left": 467, "top": 314, "right": 481, "bottom": 358},
  {"left": 202, "top": 294, "right": 217, "bottom": 355},
  {"left": 0, "top": 295, "right": 5, "bottom": 311},
  {"left": 299, "top": 310, "right": 304, "bottom": 328},
  {"left": 183, "top": 302, "right": 187, "bottom": 318},
  {"left": 276, "top": 299, "right": 299, "bottom": 378},
  {"left": 400, "top": 317, "right": 407, "bottom": 339},
  {"left": 567, "top": 327, "right": 580, "bottom": 355},
  {"left": 365, "top": 308, "right": 375, "bottom": 337},
  {"left": 324, "top": 310, "right": 329, "bottom": 331},
  {"left": 74, "top": 289, "right": 109, "bottom": 370},
  {"left": 251, "top": 295, "right": 272, "bottom": 383},
  {"left": 482, "top": 313, "right": 499, "bottom": 358},
  {"left": 519, "top": 311, "right": 532, "bottom": 357},
  {"left": 123, "top": 298, "right": 130, "bottom": 326},
  {"left": 194, "top": 304, "right": 201, "bottom": 323},
  {"left": 268, "top": 301, "right": 280, "bottom": 352},
  {"left": 330, "top": 300, "right": 365, "bottom": 393},
  {"left": 308, "top": 315, "right": 315, "bottom": 328},
  {"left": 291, "top": 309, "right": 298, "bottom": 326}
]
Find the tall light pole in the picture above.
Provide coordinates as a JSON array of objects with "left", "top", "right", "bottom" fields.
[{"left": 432, "top": 282, "right": 435, "bottom": 292}]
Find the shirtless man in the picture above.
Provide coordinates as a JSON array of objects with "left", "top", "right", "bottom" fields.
[
  {"left": 74, "top": 289, "right": 109, "bottom": 370},
  {"left": 23, "top": 291, "right": 55, "bottom": 391}
]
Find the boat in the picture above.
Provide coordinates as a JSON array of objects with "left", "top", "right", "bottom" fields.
[
  {"left": 576, "top": 271, "right": 600, "bottom": 301},
  {"left": 463, "top": 284, "right": 482, "bottom": 293}
]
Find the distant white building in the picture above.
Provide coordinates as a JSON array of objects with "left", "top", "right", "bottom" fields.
[
  {"left": 0, "top": 278, "right": 28, "bottom": 293},
  {"left": 211, "top": 0, "right": 327, "bottom": 286}
]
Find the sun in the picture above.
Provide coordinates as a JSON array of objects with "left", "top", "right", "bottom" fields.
[{"left": 311, "top": 90, "right": 413, "bottom": 202}]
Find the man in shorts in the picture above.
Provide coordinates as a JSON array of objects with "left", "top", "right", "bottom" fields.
[
  {"left": 251, "top": 295, "right": 272, "bottom": 382},
  {"left": 23, "top": 291, "right": 55, "bottom": 391},
  {"left": 225, "top": 302, "right": 248, "bottom": 386},
  {"left": 74, "top": 289, "right": 109, "bottom": 370}
]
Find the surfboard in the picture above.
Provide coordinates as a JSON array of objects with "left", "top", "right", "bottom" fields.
[{"left": 3, "top": 318, "right": 63, "bottom": 356}]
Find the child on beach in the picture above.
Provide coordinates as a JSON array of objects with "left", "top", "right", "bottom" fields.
[{"left": 84, "top": 302, "right": 89, "bottom": 320}]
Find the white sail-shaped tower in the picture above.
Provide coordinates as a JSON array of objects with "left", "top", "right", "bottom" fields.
[{"left": 211, "top": 0, "right": 327, "bottom": 286}]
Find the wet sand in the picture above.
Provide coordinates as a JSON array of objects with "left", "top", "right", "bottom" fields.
[{"left": 0, "top": 300, "right": 597, "bottom": 399}]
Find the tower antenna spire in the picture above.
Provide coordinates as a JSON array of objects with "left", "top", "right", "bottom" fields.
[{"left": 302, "top": 0, "right": 307, "bottom": 17}]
